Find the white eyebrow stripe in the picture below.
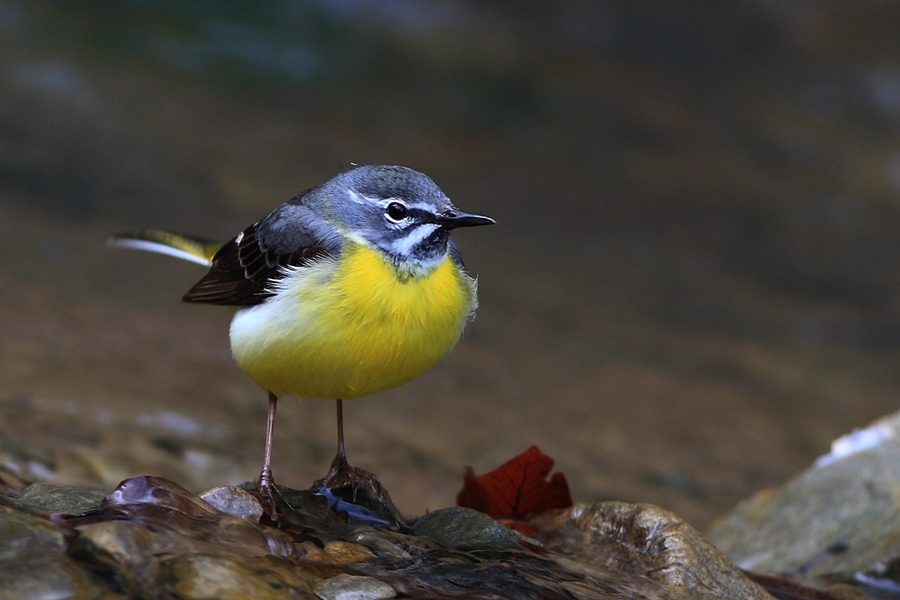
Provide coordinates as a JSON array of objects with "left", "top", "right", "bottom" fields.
[
  {"left": 353, "top": 191, "right": 439, "bottom": 214},
  {"left": 348, "top": 189, "right": 373, "bottom": 205},
  {"left": 354, "top": 191, "right": 399, "bottom": 207},
  {"left": 406, "top": 200, "right": 438, "bottom": 212}
]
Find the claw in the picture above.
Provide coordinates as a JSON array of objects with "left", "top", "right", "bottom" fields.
[{"left": 320, "top": 452, "right": 381, "bottom": 501}]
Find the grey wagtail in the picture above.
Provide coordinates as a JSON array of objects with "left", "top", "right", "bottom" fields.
[{"left": 107, "top": 164, "right": 494, "bottom": 510}]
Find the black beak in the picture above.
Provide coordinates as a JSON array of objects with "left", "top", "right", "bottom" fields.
[{"left": 435, "top": 210, "right": 496, "bottom": 229}]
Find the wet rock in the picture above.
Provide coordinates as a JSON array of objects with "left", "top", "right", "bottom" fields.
[
  {"left": 0, "top": 557, "right": 106, "bottom": 600},
  {"left": 532, "top": 502, "right": 774, "bottom": 600},
  {"left": 346, "top": 528, "right": 438, "bottom": 560},
  {"left": 411, "top": 506, "right": 521, "bottom": 551},
  {"left": 314, "top": 573, "right": 397, "bottom": 600},
  {"left": 103, "top": 475, "right": 222, "bottom": 516},
  {"left": 355, "top": 501, "right": 774, "bottom": 599},
  {"left": 159, "top": 554, "right": 317, "bottom": 599},
  {"left": 354, "top": 549, "right": 587, "bottom": 599},
  {"left": 0, "top": 473, "right": 778, "bottom": 599},
  {"left": 303, "top": 540, "right": 376, "bottom": 565},
  {"left": 72, "top": 520, "right": 157, "bottom": 584},
  {"left": 0, "top": 511, "right": 65, "bottom": 560},
  {"left": 280, "top": 474, "right": 405, "bottom": 530},
  {"left": 709, "top": 409, "right": 900, "bottom": 590},
  {"left": 200, "top": 485, "right": 264, "bottom": 521},
  {"left": 17, "top": 482, "right": 108, "bottom": 515},
  {"left": 0, "top": 511, "right": 107, "bottom": 598}
]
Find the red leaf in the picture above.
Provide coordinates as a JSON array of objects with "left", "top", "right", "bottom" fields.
[{"left": 457, "top": 446, "right": 572, "bottom": 518}]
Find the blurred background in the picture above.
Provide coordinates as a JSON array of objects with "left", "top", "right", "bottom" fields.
[{"left": 1, "top": 0, "right": 899, "bottom": 530}]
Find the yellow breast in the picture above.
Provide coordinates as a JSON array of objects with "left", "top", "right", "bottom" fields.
[{"left": 229, "top": 242, "right": 477, "bottom": 399}]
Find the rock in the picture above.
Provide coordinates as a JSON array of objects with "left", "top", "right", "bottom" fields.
[
  {"left": 303, "top": 540, "right": 376, "bottom": 565},
  {"left": 0, "top": 511, "right": 66, "bottom": 561},
  {"left": 160, "top": 554, "right": 317, "bottom": 599},
  {"left": 0, "top": 557, "right": 106, "bottom": 600},
  {"left": 314, "top": 573, "right": 397, "bottom": 600},
  {"left": 200, "top": 485, "right": 264, "bottom": 521},
  {"left": 709, "top": 409, "right": 900, "bottom": 589},
  {"left": 411, "top": 506, "right": 521, "bottom": 551},
  {"left": 275, "top": 478, "right": 405, "bottom": 529},
  {"left": 16, "top": 482, "right": 108, "bottom": 515},
  {"left": 0, "top": 473, "right": 779, "bottom": 599},
  {"left": 533, "top": 502, "right": 774, "bottom": 600},
  {"left": 0, "top": 510, "right": 107, "bottom": 598}
]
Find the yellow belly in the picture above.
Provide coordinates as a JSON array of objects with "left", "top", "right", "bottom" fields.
[{"left": 228, "top": 243, "right": 477, "bottom": 399}]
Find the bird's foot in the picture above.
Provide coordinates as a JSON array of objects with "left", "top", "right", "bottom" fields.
[
  {"left": 317, "top": 453, "right": 382, "bottom": 503},
  {"left": 254, "top": 466, "right": 281, "bottom": 521}
]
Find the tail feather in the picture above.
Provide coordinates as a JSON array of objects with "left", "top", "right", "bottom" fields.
[{"left": 106, "top": 230, "right": 221, "bottom": 267}]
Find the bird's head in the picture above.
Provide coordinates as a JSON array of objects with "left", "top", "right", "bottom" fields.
[{"left": 324, "top": 165, "right": 494, "bottom": 273}]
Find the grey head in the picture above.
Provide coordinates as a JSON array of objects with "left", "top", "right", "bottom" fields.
[
  {"left": 313, "top": 165, "right": 495, "bottom": 271},
  {"left": 182, "top": 165, "right": 493, "bottom": 306}
]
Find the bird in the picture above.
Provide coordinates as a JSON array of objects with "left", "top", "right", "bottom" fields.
[{"left": 107, "top": 164, "right": 494, "bottom": 513}]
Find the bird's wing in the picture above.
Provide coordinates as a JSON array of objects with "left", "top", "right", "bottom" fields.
[
  {"left": 182, "top": 197, "right": 342, "bottom": 306},
  {"left": 106, "top": 230, "right": 222, "bottom": 266}
]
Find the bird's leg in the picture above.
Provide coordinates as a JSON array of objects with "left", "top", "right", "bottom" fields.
[
  {"left": 254, "top": 391, "right": 280, "bottom": 518},
  {"left": 334, "top": 397, "right": 348, "bottom": 468},
  {"left": 322, "top": 399, "right": 381, "bottom": 500}
]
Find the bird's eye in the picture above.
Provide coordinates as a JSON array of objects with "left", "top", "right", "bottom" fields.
[{"left": 386, "top": 202, "right": 408, "bottom": 221}]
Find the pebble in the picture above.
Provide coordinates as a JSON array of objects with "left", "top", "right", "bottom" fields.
[{"left": 314, "top": 574, "right": 397, "bottom": 600}]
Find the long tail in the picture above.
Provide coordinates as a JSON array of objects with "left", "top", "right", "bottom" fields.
[{"left": 106, "top": 230, "right": 222, "bottom": 267}]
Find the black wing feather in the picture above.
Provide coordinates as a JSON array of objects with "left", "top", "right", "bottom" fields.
[{"left": 182, "top": 193, "right": 340, "bottom": 306}]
